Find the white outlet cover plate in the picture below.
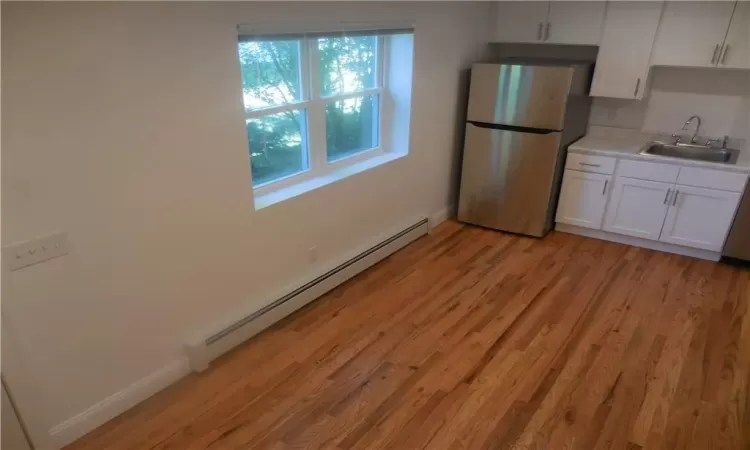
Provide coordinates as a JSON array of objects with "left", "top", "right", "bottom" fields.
[{"left": 3, "top": 232, "right": 69, "bottom": 271}]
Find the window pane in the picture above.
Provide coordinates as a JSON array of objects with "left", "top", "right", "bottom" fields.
[
  {"left": 238, "top": 40, "right": 302, "bottom": 110},
  {"left": 326, "top": 94, "right": 379, "bottom": 162},
  {"left": 247, "top": 110, "right": 308, "bottom": 186},
  {"left": 318, "top": 36, "right": 377, "bottom": 96}
]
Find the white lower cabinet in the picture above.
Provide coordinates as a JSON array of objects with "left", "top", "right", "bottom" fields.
[
  {"left": 556, "top": 154, "right": 748, "bottom": 256},
  {"left": 603, "top": 177, "right": 673, "bottom": 240},
  {"left": 659, "top": 185, "right": 742, "bottom": 251},
  {"left": 555, "top": 170, "right": 610, "bottom": 229}
]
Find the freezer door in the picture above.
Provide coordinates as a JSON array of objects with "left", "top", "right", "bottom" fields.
[
  {"left": 458, "top": 123, "right": 564, "bottom": 237},
  {"left": 467, "top": 63, "right": 575, "bottom": 130}
]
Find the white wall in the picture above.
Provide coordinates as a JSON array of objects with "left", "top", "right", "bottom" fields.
[
  {"left": 590, "top": 66, "right": 750, "bottom": 140},
  {"left": 0, "top": 2, "right": 490, "bottom": 447}
]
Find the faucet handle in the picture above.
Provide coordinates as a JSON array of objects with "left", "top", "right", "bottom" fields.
[
  {"left": 706, "top": 137, "right": 721, "bottom": 148},
  {"left": 671, "top": 133, "right": 682, "bottom": 144},
  {"left": 722, "top": 135, "right": 729, "bottom": 149}
]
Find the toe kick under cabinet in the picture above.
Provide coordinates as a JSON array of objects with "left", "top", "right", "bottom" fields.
[{"left": 555, "top": 152, "right": 749, "bottom": 256}]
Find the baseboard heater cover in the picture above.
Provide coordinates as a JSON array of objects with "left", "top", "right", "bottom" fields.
[{"left": 185, "top": 218, "right": 429, "bottom": 372}]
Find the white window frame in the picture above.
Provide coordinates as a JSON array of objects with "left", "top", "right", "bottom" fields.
[{"left": 245, "top": 35, "right": 392, "bottom": 196}]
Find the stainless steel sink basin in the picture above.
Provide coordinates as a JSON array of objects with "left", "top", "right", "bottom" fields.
[{"left": 640, "top": 141, "right": 739, "bottom": 164}]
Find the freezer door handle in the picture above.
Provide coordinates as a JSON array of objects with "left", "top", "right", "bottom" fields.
[{"left": 467, "top": 121, "right": 558, "bottom": 134}]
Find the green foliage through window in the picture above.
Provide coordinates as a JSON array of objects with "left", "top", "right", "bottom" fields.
[
  {"left": 318, "top": 36, "right": 377, "bottom": 96},
  {"left": 246, "top": 111, "right": 307, "bottom": 185},
  {"left": 238, "top": 35, "right": 381, "bottom": 186},
  {"left": 326, "top": 95, "right": 379, "bottom": 161},
  {"left": 239, "top": 40, "right": 301, "bottom": 110}
]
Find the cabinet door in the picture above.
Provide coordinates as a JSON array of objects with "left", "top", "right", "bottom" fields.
[
  {"left": 603, "top": 177, "right": 673, "bottom": 240},
  {"left": 493, "top": 1, "right": 550, "bottom": 43},
  {"left": 651, "top": 1, "right": 736, "bottom": 68},
  {"left": 546, "top": 1, "right": 606, "bottom": 45},
  {"left": 591, "top": 2, "right": 664, "bottom": 100},
  {"left": 719, "top": 1, "right": 750, "bottom": 69},
  {"left": 659, "top": 185, "right": 742, "bottom": 251},
  {"left": 556, "top": 170, "right": 611, "bottom": 229}
]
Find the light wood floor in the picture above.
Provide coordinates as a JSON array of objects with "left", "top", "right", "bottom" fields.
[{"left": 66, "top": 221, "right": 750, "bottom": 450}]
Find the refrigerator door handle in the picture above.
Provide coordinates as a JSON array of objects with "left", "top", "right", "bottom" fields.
[{"left": 467, "top": 121, "right": 559, "bottom": 135}]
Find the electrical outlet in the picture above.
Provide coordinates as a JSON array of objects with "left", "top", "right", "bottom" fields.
[
  {"left": 3, "top": 232, "right": 69, "bottom": 271},
  {"left": 308, "top": 246, "right": 318, "bottom": 263}
]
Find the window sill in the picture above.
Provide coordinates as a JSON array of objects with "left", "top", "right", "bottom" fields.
[{"left": 253, "top": 151, "right": 406, "bottom": 210}]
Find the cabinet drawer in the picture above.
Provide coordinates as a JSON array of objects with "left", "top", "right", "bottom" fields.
[
  {"left": 616, "top": 159, "right": 680, "bottom": 183},
  {"left": 565, "top": 153, "right": 617, "bottom": 174},
  {"left": 676, "top": 166, "right": 748, "bottom": 192}
]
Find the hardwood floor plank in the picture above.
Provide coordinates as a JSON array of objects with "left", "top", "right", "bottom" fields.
[
  {"left": 591, "top": 255, "right": 684, "bottom": 450},
  {"left": 63, "top": 222, "right": 750, "bottom": 450}
]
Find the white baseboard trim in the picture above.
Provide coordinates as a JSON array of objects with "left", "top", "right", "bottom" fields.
[
  {"left": 45, "top": 215, "right": 438, "bottom": 449},
  {"left": 555, "top": 223, "right": 720, "bottom": 262},
  {"left": 47, "top": 357, "right": 190, "bottom": 449},
  {"left": 429, "top": 205, "right": 454, "bottom": 232}
]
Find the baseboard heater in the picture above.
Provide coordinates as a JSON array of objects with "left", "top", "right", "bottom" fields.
[{"left": 185, "top": 218, "right": 429, "bottom": 372}]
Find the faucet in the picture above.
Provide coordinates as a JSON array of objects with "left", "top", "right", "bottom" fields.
[{"left": 680, "top": 115, "right": 701, "bottom": 144}]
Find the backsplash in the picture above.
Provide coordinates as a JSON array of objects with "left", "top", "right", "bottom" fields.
[{"left": 590, "top": 67, "right": 750, "bottom": 140}]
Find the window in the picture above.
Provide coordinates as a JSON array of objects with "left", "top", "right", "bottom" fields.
[
  {"left": 318, "top": 35, "right": 380, "bottom": 162},
  {"left": 237, "top": 25, "right": 414, "bottom": 200},
  {"left": 239, "top": 38, "right": 308, "bottom": 186}
]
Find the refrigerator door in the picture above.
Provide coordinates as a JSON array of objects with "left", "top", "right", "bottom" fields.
[
  {"left": 467, "top": 63, "right": 575, "bottom": 130},
  {"left": 458, "top": 122, "right": 564, "bottom": 237},
  {"left": 722, "top": 184, "right": 750, "bottom": 262}
]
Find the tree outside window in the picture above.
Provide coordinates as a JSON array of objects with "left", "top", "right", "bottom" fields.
[{"left": 238, "top": 34, "right": 383, "bottom": 187}]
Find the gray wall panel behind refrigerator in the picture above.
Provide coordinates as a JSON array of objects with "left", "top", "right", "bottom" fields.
[{"left": 722, "top": 183, "right": 750, "bottom": 262}]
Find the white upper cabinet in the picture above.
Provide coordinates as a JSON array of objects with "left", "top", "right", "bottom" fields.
[
  {"left": 591, "top": 2, "right": 664, "bottom": 100},
  {"left": 492, "top": 1, "right": 605, "bottom": 45},
  {"left": 545, "top": 2, "right": 607, "bottom": 45},
  {"left": 719, "top": 1, "right": 750, "bottom": 69},
  {"left": 603, "top": 177, "right": 672, "bottom": 240},
  {"left": 651, "top": 1, "right": 736, "bottom": 68},
  {"left": 493, "top": 2, "right": 550, "bottom": 43},
  {"left": 659, "top": 185, "right": 742, "bottom": 251},
  {"left": 556, "top": 170, "right": 611, "bottom": 229}
]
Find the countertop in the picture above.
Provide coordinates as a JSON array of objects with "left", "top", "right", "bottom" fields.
[{"left": 569, "top": 126, "right": 750, "bottom": 174}]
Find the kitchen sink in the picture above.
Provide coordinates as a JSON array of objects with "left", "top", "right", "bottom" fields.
[{"left": 639, "top": 141, "right": 739, "bottom": 164}]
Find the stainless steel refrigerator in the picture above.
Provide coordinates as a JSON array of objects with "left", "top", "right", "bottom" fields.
[{"left": 458, "top": 62, "right": 593, "bottom": 237}]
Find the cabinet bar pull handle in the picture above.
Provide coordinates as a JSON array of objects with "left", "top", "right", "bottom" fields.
[
  {"left": 663, "top": 189, "right": 671, "bottom": 205},
  {"left": 721, "top": 44, "right": 730, "bottom": 64},
  {"left": 545, "top": 22, "right": 551, "bottom": 41},
  {"left": 711, "top": 44, "right": 720, "bottom": 64},
  {"left": 634, "top": 78, "right": 641, "bottom": 97},
  {"left": 579, "top": 162, "right": 601, "bottom": 167},
  {"left": 602, "top": 180, "right": 608, "bottom": 196},
  {"left": 672, "top": 190, "right": 679, "bottom": 206},
  {"left": 538, "top": 22, "right": 543, "bottom": 40}
]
